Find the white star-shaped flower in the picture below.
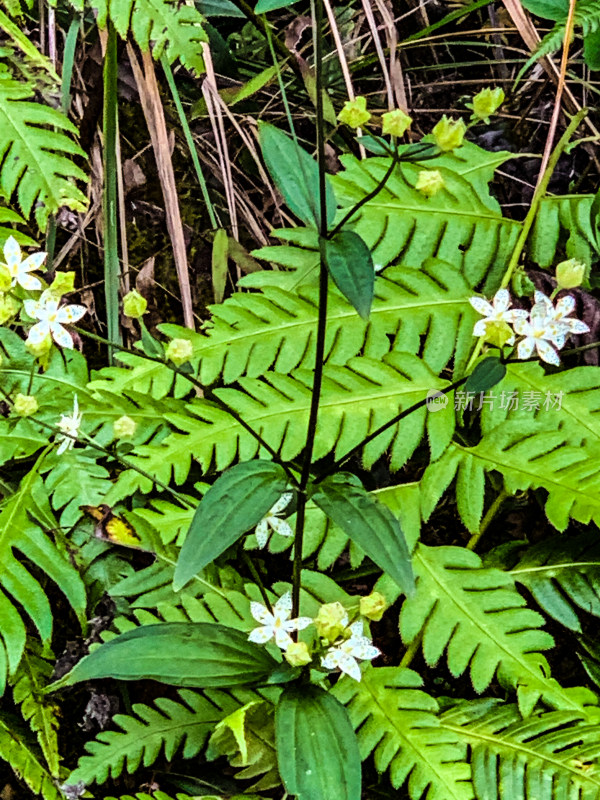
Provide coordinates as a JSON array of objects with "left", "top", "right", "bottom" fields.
[
  {"left": 320, "top": 621, "right": 380, "bottom": 682},
  {"left": 1, "top": 236, "right": 46, "bottom": 291},
  {"left": 513, "top": 303, "right": 565, "bottom": 366},
  {"left": 24, "top": 290, "right": 86, "bottom": 349},
  {"left": 255, "top": 492, "right": 294, "bottom": 548},
  {"left": 531, "top": 291, "right": 590, "bottom": 337},
  {"left": 469, "top": 289, "right": 527, "bottom": 341},
  {"left": 56, "top": 395, "right": 82, "bottom": 455},
  {"left": 248, "top": 592, "right": 312, "bottom": 651}
]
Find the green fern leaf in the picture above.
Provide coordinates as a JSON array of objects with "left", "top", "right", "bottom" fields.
[
  {"left": 440, "top": 699, "right": 600, "bottom": 800},
  {"left": 69, "top": 687, "right": 276, "bottom": 786},
  {"left": 94, "top": 0, "right": 207, "bottom": 74},
  {"left": 487, "top": 533, "right": 600, "bottom": 632},
  {"left": 529, "top": 194, "right": 599, "bottom": 267},
  {"left": 0, "top": 77, "right": 87, "bottom": 228},
  {"left": 333, "top": 666, "right": 473, "bottom": 800},
  {"left": 158, "top": 260, "right": 477, "bottom": 386},
  {"left": 0, "top": 468, "right": 86, "bottom": 684},
  {"left": 89, "top": 352, "right": 192, "bottom": 400},
  {"left": 111, "top": 353, "right": 453, "bottom": 494},
  {"left": 400, "top": 544, "right": 597, "bottom": 716},
  {"left": 0, "top": 712, "right": 62, "bottom": 800},
  {"left": 11, "top": 646, "right": 60, "bottom": 776},
  {"left": 422, "top": 422, "right": 600, "bottom": 532},
  {"left": 330, "top": 153, "right": 520, "bottom": 288}
]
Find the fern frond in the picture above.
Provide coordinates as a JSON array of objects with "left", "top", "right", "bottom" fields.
[
  {"left": 111, "top": 353, "right": 453, "bottom": 495},
  {"left": 422, "top": 422, "right": 600, "bottom": 533},
  {"left": 530, "top": 194, "right": 599, "bottom": 267},
  {"left": 400, "top": 544, "right": 597, "bottom": 716},
  {"left": 93, "top": 0, "right": 207, "bottom": 74},
  {"left": 487, "top": 533, "right": 600, "bottom": 632},
  {"left": 158, "top": 261, "right": 477, "bottom": 386},
  {"left": 333, "top": 666, "right": 473, "bottom": 800},
  {"left": 330, "top": 153, "right": 521, "bottom": 288},
  {"left": 0, "top": 77, "right": 87, "bottom": 229},
  {"left": 0, "top": 712, "right": 62, "bottom": 800},
  {"left": 0, "top": 469, "right": 86, "bottom": 684},
  {"left": 69, "top": 687, "right": 276, "bottom": 786},
  {"left": 440, "top": 699, "right": 600, "bottom": 800},
  {"left": 89, "top": 352, "right": 192, "bottom": 400},
  {"left": 11, "top": 646, "right": 60, "bottom": 776}
]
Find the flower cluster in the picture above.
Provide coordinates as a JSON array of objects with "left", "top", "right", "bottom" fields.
[
  {"left": 248, "top": 593, "right": 384, "bottom": 683},
  {"left": 469, "top": 288, "right": 589, "bottom": 366}
]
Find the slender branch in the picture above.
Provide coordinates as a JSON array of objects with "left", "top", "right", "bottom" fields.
[
  {"left": 315, "top": 376, "right": 468, "bottom": 484},
  {"left": 466, "top": 489, "right": 508, "bottom": 551},
  {"left": 292, "top": 0, "right": 328, "bottom": 620}
]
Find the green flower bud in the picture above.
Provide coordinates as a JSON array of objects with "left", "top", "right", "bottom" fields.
[
  {"left": 26, "top": 333, "right": 53, "bottom": 358},
  {"left": 483, "top": 320, "right": 514, "bottom": 349},
  {"left": 0, "top": 293, "right": 19, "bottom": 324},
  {"left": 113, "top": 415, "right": 137, "bottom": 438},
  {"left": 556, "top": 258, "right": 586, "bottom": 289},
  {"left": 166, "top": 337, "right": 194, "bottom": 366},
  {"left": 284, "top": 641, "right": 312, "bottom": 667},
  {"left": 0, "top": 264, "right": 11, "bottom": 293},
  {"left": 467, "top": 87, "right": 505, "bottom": 124},
  {"left": 382, "top": 108, "right": 412, "bottom": 137},
  {"left": 314, "top": 602, "right": 348, "bottom": 643},
  {"left": 432, "top": 116, "right": 467, "bottom": 151},
  {"left": 359, "top": 591, "right": 387, "bottom": 622},
  {"left": 415, "top": 169, "right": 445, "bottom": 198},
  {"left": 48, "top": 271, "right": 76, "bottom": 298},
  {"left": 123, "top": 289, "right": 147, "bottom": 319},
  {"left": 13, "top": 393, "right": 38, "bottom": 417},
  {"left": 338, "top": 96, "right": 371, "bottom": 129}
]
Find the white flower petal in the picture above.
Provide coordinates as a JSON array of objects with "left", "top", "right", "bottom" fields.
[
  {"left": 292, "top": 616, "right": 313, "bottom": 631},
  {"left": 536, "top": 339, "right": 560, "bottom": 366},
  {"left": 248, "top": 626, "right": 274, "bottom": 644},
  {"left": 513, "top": 317, "right": 532, "bottom": 337},
  {"left": 561, "top": 319, "right": 590, "bottom": 335},
  {"left": 517, "top": 338, "right": 535, "bottom": 360},
  {"left": 469, "top": 297, "right": 494, "bottom": 316},
  {"left": 20, "top": 252, "right": 46, "bottom": 272},
  {"left": 269, "top": 516, "right": 293, "bottom": 538},
  {"left": 50, "top": 323, "right": 74, "bottom": 349},
  {"left": 492, "top": 289, "right": 510, "bottom": 313},
  {"left": 269, "top": 491, "right": 293, "bottom": 515},
  {"left": 3, "top": 236, "right": 20, "bottom": 268},
  {"left": 504, "top": 309, "right": 528, "bottom": 322},
  {"left": 348, "top": 640, "right": 380, "bottom": 661},
  {"left": 274, "top": 592, "right": 292, "bottom": 617},
  {"left": 274, "top": 628, "right": 294, "bottom": 650},
  {"left": 56, "top": 436, "right": 74, "bottom": 456},
  {"left": 250, "top": 601, "right": 272, "bottom": 625},
  {"left": 56, "top": 304, "right": 86, "bottom": 324},
  {"left": 336, "top": 652, "right": 362, "bottom": 682},
  {"left": 255, "top": 519, "right": 269, "bottom": 549},
  {"left": 555, "top": 295, "right": 575, "bottom": 317},
  {"left": 348, "top": 621, "right": 364, "bottom": 638},
  {"left": 24, "top": 299, "right": 42, "bottom": 319},
  {"left": 472, "top": 319, "right": 488, "bottom": 337},
  {"left": 19, "top": 273, "right": 42, "bottom": 291},
  {"left": 321, "top": 649, "right": 341, "bottom": 671}
]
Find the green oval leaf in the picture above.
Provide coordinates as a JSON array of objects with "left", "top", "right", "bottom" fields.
[
  {"left": 520, "top": 0, "right": 568, "bottom": 20},
  {"left": 312, "top": 473, "right": 415, "bottom": 595},
  {"left": 323, "top": 231, "right": 374, "bottom": 319},
  {"left": 258, "top": 122, "right": 336, "bottom": 230},
  {"left": 174, "top": 460, "right": 289, "bottom": 590},
  {"left": 48, "top": 623, "right": 277, "bottom": 690},
  {"left": 255, "top": 0, "right": 300, "bottom": 12},
  {"left": 465, "top": 356, "right": 507, "bottom": 394},
  {"left": 276, "top": 685, "right": 361, "bottom": 800}
]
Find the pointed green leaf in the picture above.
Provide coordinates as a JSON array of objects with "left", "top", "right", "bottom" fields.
[
  {"left": 174, "top": 460, "right": 289, "bottom": 590},
  {"left": 255, "top": 0, "right": 300, "bottom": 12},
  {"left": 312, "top": 473, "right": 415, "bottom": 595},
  {"left": 49, "top": 623, "right": 277, "bottom": 690},
  {"left": 258, "top": 122, "right": 336, "bottom": 230},
  {"left": 276, "top": 685, "right": 361, "bottom": 800},
  {"left": 323, "top": 231, "right": 374, "bottom": 319}
]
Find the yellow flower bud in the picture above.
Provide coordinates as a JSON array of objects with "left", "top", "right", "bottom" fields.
[
  {"left": 113, "top": 415, "right": 137, "bottom": 438},
  {"left": 166, "top": 337, "right": 194, "bottom": 366},
  {"left": 415, "top": 169, "right": 445, "bottom": 198},
  {"left": 467, "top": 87, "right": 505, "bottom": 124},
  {"left": 0, "top": 265, "right": 11, "bottom": 293},
  {"left": 556, "top": 258, "right": 586, "bottom": 290},
  {"left": 0, "top": 294, "right": 19, "bottom": 324},
  {"left": 13, "top": 393, "right": 38, "bottom": 417},
  {"left": 284, "top": 641, "right": 312, "bottom": 667},
  {"left": 382, "top": 108, "right": 412, "bottom": 137},
  {"left": 432, "top": 116, "right": 467, "bottom": 152},
  {"left": 338, "top": 96, "right": 371, "bottom": 129},
  {"left": 483, "top": 320, "right": 514, "bottom": 349},
  {"left": 26, "top": 333, "right": 53, "bottom": 358},
  {"left": 122, "top": 289, "right": 147, "bottom": 319},
  {"left": 359, "top": 591, "right": 387, "bottom": 622},
  {"left": 48, "top": 271, "right": 76, "bottom": 298},
  {"left": 314, "top": 602, "right": 348, "bottom": 643}
]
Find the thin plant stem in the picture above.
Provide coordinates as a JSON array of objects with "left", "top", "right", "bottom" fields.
[
  {"left": 103, "top": 20, "right": 122, "bottom": 362},
  {"left": 466, "top": 489, "right": 508, "bottom": 551},
  {"left": 292, "top": 0, "right": 328, "bottom": 621},
  {"left": 241, "top": 551, "right": 273, "bottom": 614}
]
